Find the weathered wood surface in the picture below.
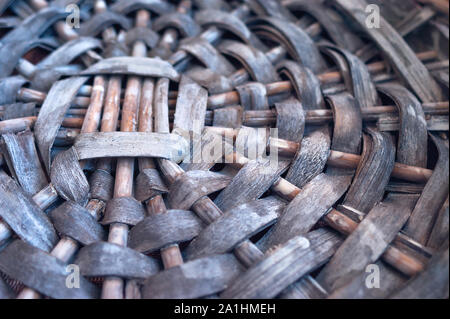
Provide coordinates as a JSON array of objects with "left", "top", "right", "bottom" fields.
[
  {"left": 49, "top": 201, "right": 106, "bottom": 246},
  {"left": 215, "top": 159, "right": 290, "bottom": 212},
  {"left": 260, "top": 173, "right": 352, "bottom": 251},
  {"left": 404, "top": 134, "right": 449, "bottom": 245},
  {"left": 73, "top": 132, "right": 189, "bottom": 163},
  {"left": 1, "top": 130, "right": 48, "bottom": 195},
  {"left": 154, "top": 12, "right": 200, "bottom": 38},
  {"left": 81, "top": 57, "right": 180, "bottom": 81},
  {"left": 275, "top": 97, "right": 305, "bottom": 143},
  {"left": 75, "top": 242, "right": 160, "bottom": 279},
  {"left": 317, "top": 194, "right": 418, "bottom": 292},
  {"left": 168, "top": 170, "right": 231, "bottom": 210},
  {"left": 129, "top": 210, "right": 205, "bottom": 253},
  {"left": 221, "top": 229, "right": 342, "bottom": 299},
  {"left": 35, "top": 76, "right": 89, "bottom": 172},
  {"left": 186, "top": 197, "right": 286, "bottom": 260},
  {"left": 219, "top": 40, "right": 280, "bottom": 83},
  {"left": 332, "top": 0, "right": 443, "bottom": 103},
  {"left": 142, "top": 254, "right": 244, "bottom": 299},
  {"left": 249, "top": 17, "right": 326, "bottom": 73},
  {"left": 50, "top": 147, "right": 90, "bottom": 204},
  {"left": 0, "top": 170, "right": 58, "bottom": 252},
  {"left": 0, "top": 240, "right": 99, "bottom": 299},
  {"left": 102, "top": 197, "right": 146, "bottom": 226}
]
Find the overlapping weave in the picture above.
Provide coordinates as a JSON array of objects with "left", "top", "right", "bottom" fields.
[{"left": 0, "top": 0, "right": 448, "bottom": 299}]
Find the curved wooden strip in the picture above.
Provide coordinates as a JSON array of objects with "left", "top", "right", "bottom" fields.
[
  {"left": 213, "top": 105, "right": 243, "bottom": 128},
  {"left": 185, "top": 67, "right": 234, "bottom": 94},
  {"left": 111, "top": 0, "right": 174, "bottom": 15},
  {"left": 404, "top": 134, "right": 449, "bottom": 245},
  {"left": 214, "top": 159, "right": 290, "bottom": 212},
  {"left": 50, "top": 147, "right": 89, "bottom": 205},
  {"left": 129, "top": 210, "right": 205, "bottom": 253},
  {"left": 38, "top": 37, "right": 102, "bottom": 68},
  {"left": 249, "top": 17, "right": 327, "bottom": 73},
  {"left": 141, "top": 254, "right": 244, "bottom": 299},
  {"left": 284, "top": 0, "right": 364, "bottom": 53},
  {"left": 0, "top": 0, "right": 14, "bottom": 15},
  {"left": 342, "top": 129, "right": 396, "bottom": 214},
  {"left": 328, "top": 261, "right": 407, "bottom": 299},
  {"left": 275, "top": 97, "right": 305, "bottom": 143},
  {"left": 179, "top": 38, "right": 235, "bottom": 76},
  {"left": 332, "top": 0, "right": 442, "bottom": 102},
  {"left": 102, "top": 197, "right": 146, "bottom": 226},
  {"left": 195, "top": 10, "right": 266, "bottom": 51},
  {"left": 1, "top": 131, "right": 48, "bottom": 195},
  {"left": 35, "top": 76, "right": 90, "bottom": 173},
  {"left": 277, "top": 61, "right": 325, "bottom": 110},
  {"left": 247, "top": 0, "right": 296, "bottom": 21},
  {"left": 89, "top": 169, "right": 114, "bottom": 202},
  {"left": 125, "top": 27, "right": 159, "bottom": 49},
  {"left": 75, "top": 242, "right": 160, "bottom": 279},
  {"left": 153, "top": 12, "right": 201, "bottom": 38},
  {"left": 378, "top": 84, "right": 428, "bottom": 168},
  {"left": 0, "top": 8, "right": 68, "bottom": 76},
  {"left": 0, "top": 76, "right": 28, "bottom": 105},
  {"left": 221, "top": 229, "right": 342, "bottom": 299},
  {"left": 327, "top": 93, "right": 362, "bottom": 155},
  {"left": 73, "top": 132, "right": 189, "bottom": 163},
  {"left": 236, "top": 82, "right": 269, "bottom": 110},
  {"left": 79, "top": 11, "right": 131, "bottom": 37},
  {"left": 285, "top": 127, "right": 331, "bottom": 188},
  {"left": 219, "top": 40, "right": 280, "bottom": 83},
  {"left": 168, "top": 171, "right": 232, "bottom": 210},
  {"left": 173, "top": 75, "right": 208, "bottom": 134},
  {"left": 0, "top": 276, "right": 13, "bottom": 299},
  {"left": 320, "top": 44, "right": 379, "bottom": 109},
  {"left": 81, "top": 57, "right": 180, "bottom": 81},
  {"left": 427, "top": 198, "right": 449, "bottom": 250},
  {"left": 317, "top": 194, "right": 418, "bottom": 292},
  {"left": 0, "top": 103, "right": 35, "bottom": 121},
  {"left": 0, "top": 240, "right": 99, "bottom": 299},
  {"left": 49, "top": 201, "right": 106, "bottom": 246},
  {"left": 135, "top": 168, "right": 168, "bottom": 202},
  {"left": 261, "top": 173, "right": 352, "bottom": 250},
  {"left": 0, "top": 171, "right": 58, "bottom": 252},
  {"left": 186, "top": 197, "right": 286, "bottom": 260}
]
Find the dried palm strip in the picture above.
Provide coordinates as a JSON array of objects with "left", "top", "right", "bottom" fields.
[
  {"left": 142, "top": 254, "right": 244, "bottom": 299},
  {"left": 339, "top": 129, "right": 396, "bottom": 219},
  {"left": 26, "top": 37, "right": 102, "bottom": 91},
  {"left": 0, "top": 276, "right": 14, "bottom": 299},
  {"left": 317, "top": 194, "right": 419, "bottom": 292},
  {"left": 34, "top": 76, "right": 90, "bottom": 173},
  {"left": 331, "top": 0, "right": 443, "bottom": 102},
  {"left": 221, "top": 229, "right": 342, "bottom": 299},
  {"left": 206, "top": 50, "right": 441, "bottom": 109},
  {"left": 248, "top": 16, "right": 327, "bottom": 73},
  {"left": 152, "top": 0, "right": 195, "bottom": 59},
  {"left": 378, "top": 84, "right": 428, "bottom": 168},
  {"left": 0, "top": 240, "right": 99, "bottom": 299},
  {"left": 0, "top": 170, "right": 58, "bottom": 252},
  {"left": 0, "top": 76, "right": 28, "bottom": 105},
  {"left": 0, "top": 103, "right": 35, "bottom": 121},
  {"left": 327, "top": 261, "right": 407, "bottom": 299},
  {"left": 0, "top": 7, "right": 68, "bottom": 77},
  {"left": 404, "top": 134, "right": 449, "bottom": 245},
  {"left": 81, "top": 57, "right": 180, "bottom": 81},
  {"left": 15, "top": 0, "right": 115, "bottom": 299},
  {"left": 1, "top": 130, "right": 48, "bottom": 195},
  {"left": 283, "top": 0, "right": 365, "bottom": 53},
  {"left": 78, "top": 10, "right": 131, "bottom": 37},
  {"left": 74, "top": 242, "right": 160, "bottom": 280}
]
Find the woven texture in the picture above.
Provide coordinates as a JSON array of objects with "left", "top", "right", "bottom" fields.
[{"left": 0, "top": 0, "right": 449, "bottom": 299}]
